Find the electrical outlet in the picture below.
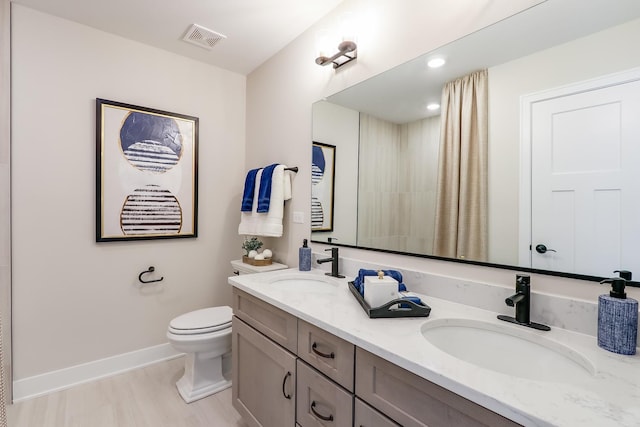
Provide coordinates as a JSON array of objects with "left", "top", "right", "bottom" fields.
[{"left": 293, "top": 211, "right": 304, "bottom": 224}]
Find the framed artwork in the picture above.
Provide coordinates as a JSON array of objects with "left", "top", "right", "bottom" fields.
[
  {"left": 96, "top": 98, "right": 198, "bottom": 242},
  {"left": 311, "top": 141, "right": 336, "bottom": 232}
]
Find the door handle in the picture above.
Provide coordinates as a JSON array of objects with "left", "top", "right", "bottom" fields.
[
  {"left": 535, "top": 244, "right": 557, "bottom": 254},
  {"left": 281, "top": 371, "right": 292, "bottom": 399},
  {"left": 310, "top": 401, "right": 334, "bottom": 422},
  {"left": 311, "top": 342, "right": 335, "bottom": 359}
]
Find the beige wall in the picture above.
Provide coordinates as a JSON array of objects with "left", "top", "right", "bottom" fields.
[
  {"left": 246, "top": 0, "right": 640, "bottom": 303},
  {"left": 487, "top": 17, "right": 640, "bottom": 265},
  {"left": 11, "top": 5, "right": 246, "bottom": 379}
]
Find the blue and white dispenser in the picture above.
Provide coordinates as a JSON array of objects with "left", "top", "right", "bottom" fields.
[{"left": 598, "top": 271, "right": 638, "bottom": 355}]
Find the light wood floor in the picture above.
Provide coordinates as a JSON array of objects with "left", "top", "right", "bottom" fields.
[{"left": 6, "top": 357, "right": 248, "bottom": 427}]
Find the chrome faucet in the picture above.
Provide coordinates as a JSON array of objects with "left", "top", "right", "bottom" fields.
[
  {"left": 498, "top": 274, "right": 550, "bottom": 331},
  {"left": 316, "top": 247, "right": 344, "bottom": 278}
]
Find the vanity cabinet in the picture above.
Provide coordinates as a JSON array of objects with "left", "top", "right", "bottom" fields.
[
  {"left": 355, "top": 348, "right": 520, "bottom": 427},
  {"left": 232, "top": 287, "right": 520, "bottom": 427}
]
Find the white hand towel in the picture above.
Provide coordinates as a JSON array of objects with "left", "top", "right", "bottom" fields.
[
  {"left": 238, "top": 169, "right": 262, "bottom": 236},
  {"left": 238, "top": 165, "right": 292, "bottom": 237}
]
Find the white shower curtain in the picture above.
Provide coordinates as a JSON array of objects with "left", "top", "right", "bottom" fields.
[{"left": 433, "top": 69, "right": 488, "bottom": 261}]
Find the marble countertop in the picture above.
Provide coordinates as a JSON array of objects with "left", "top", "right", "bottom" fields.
[{"left": 228, "top": 268, "right": 640, "bottom": 427}]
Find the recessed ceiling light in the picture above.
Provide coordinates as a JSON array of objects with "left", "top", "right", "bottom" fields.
[
  {"left": 427, "top": 58, "right": 446, "bottom": 68},
  {"left": 427, "top": 103, "right": 440, "bottom": 111}
]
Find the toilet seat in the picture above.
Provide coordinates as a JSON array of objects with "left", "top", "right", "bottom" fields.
[{"left": 169, "top": 306, "right": 232, "bottom": 335}]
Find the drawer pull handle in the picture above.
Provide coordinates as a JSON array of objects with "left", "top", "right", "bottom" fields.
[
  {"left": 282, "top": 371, "right": 292, "bottom": 399},
  {"left": 310, "top": 401, "right": 334, "bottom": 422},
  {"left": 312, "top": 342, "right": 335, "bottom": 359}
]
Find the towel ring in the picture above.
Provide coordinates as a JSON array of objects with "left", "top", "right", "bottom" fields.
[{"left": 139, "top": 266, "right": 164, "bottom": 284}]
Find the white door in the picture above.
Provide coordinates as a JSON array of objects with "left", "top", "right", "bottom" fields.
[{"left": 529, "top": 77, "right": 640, "bottom": 276}]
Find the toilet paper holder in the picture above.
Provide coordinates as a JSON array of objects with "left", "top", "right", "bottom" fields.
[{"left": 139, "top": 266, "right": 164, "bottom": 284}]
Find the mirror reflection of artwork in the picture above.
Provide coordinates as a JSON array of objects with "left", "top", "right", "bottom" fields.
[
  {"left": 96, "top": 98, "right": 199, "bottom": 242},
  {"left": 311, "top": 142, "right": 335, "bottom": 231}
]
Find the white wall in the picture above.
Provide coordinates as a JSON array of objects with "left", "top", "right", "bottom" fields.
[
  {"left": 11, "top": 5, "right": 246, "bottom": 381},
  {"left": 487, "top": 17, "right": 640, "bottom": 265},
  {"left": 311, "top": 101, "right": 359, "bottom": 245},
  {"left": 246, "top": 0, "right": 640, "bottom": 304}
]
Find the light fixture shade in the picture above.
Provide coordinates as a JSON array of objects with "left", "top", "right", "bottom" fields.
[
  {"left": 315, "top": 29, "right": 335, "bottom": 59},
  {"left": 339, "top": 12, "right": 357, "bottom": 43}
]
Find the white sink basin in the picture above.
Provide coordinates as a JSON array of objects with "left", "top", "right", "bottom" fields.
[
  {"left": 266, "top": 273, "right": 340, "bottom": 293},
  {"left": 421, "top": 318, "right": 596, "bottom": 383}
]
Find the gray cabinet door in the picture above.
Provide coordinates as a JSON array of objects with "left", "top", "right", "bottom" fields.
[
  {"left": 355, "top": 348, "right": 520, "bottom": 427},
  {"left": 354, "top": 398, "right": 400, "bottom": 427},
  {"left": 233, "top": 288, "right": 298, "bottom": 353},
  {"left": 297, "top": 319, "right": 355, "bottom": 392},
  {"left": 232, "top": 316, "right": 297, "bottom": 427},
  {"left": 296, "top": 360, "right": 353, "bottom": 427}
]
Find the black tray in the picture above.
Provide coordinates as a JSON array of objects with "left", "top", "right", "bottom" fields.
[{"left": 348, "top": 281, "right": 431, "bottom": 318}]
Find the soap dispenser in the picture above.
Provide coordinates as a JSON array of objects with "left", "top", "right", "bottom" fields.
[
  {"left": 299, "top": 239, "right": 311, "bottom": 271},
  {"left": 598, "top": 271, "right": 638, "bottom": 355}
]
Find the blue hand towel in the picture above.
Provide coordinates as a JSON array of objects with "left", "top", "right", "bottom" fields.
[
  {"left": 353, "top": 269, "right": 407, "bottom": 295},
  {"left": 241, "top": 168, "right": 260, "bottom": 212},
  {"left": 257, "top": 163, "right": 279, "bottom": 213}
]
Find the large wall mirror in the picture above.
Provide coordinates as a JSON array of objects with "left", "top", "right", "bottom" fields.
[{"left": 312, "top": 0, "right": 640, "bottom": 282}]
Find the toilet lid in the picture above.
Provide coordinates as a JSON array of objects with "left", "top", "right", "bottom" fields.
[{"left": 169, "top": 306, "right": 232, "bottom": 335}]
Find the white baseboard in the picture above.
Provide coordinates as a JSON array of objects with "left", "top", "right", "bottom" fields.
[{"left": 12, "top": 343, "right": 183, "bottom": 402}]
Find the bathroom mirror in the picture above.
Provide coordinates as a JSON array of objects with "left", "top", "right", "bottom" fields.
[{"left": 311, "top": 0, "right": 640, "bottom": 282}]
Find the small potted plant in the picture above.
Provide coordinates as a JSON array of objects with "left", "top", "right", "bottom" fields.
[{"left": 242, "top": 237, "right": 271, "bottom": 265}]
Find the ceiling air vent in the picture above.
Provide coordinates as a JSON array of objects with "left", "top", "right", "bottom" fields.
[{"left": 182, "top": 24, "right": 226, "bottom": 50}]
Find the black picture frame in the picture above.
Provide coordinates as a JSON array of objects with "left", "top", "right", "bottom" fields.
[{"left": 96, "top": 98, "right": 199, "bottom": 242}]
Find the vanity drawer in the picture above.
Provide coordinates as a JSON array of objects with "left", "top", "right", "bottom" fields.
[
  {"left": 296, "top": 359, "right": 353, "bottom": 427},
  {"left": 297, "top": 320, "right": 355, "bottom": 391},
  {"left": 355, "top": 348, "right": 521, "bottom": 427},
  {"left": 354, "top": 398, "right": 400, "bottom": 427},
  {"left": 233, "top": 288, "right": 297, "bottom": 353}
]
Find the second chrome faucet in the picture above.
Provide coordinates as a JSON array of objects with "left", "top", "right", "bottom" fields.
[{"left": 498, "top": 274, "right": 550, "bottom": 331}]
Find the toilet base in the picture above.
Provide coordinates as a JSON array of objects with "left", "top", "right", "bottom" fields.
[{"left": 175, "top": 352, "right": 232, "bottom": 403}]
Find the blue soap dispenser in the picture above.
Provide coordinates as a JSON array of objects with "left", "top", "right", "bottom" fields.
[
  {"left": 598, "top": 270, "right": 638, "bottom": 355},
  {"left": 299, "top": 239, "right": 311, "bottom": 271}
]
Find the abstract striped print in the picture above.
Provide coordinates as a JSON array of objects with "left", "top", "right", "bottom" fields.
[
  {"left": 311, "top": 163, "right": 324, "bottom": 185},
  {"left": 122, "top": 140, "right": 181, "bottom": 173},
  {"left": 120, "top": 112, "right": 183, "bottom": 173},
  {"left": 120, "top": 185, "right": 182, "bottom": 235},
  {"left": 311, "top": 197, "right": 324, "bottom": 228}
]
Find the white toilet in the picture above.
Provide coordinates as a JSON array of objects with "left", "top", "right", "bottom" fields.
[{"left": 166, "top": 305, "right": 233, "bottom": 403}]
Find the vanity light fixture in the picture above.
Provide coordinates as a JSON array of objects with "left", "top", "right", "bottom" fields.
[
  {"left": 315, "top": 40, "right": 357, "bottom": 69},
  {"left": 315, "top": 13, "right": 358, "bottom": 69},
  {"left": 427, "top": 58, "right": 446, "bottom": 68}
]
